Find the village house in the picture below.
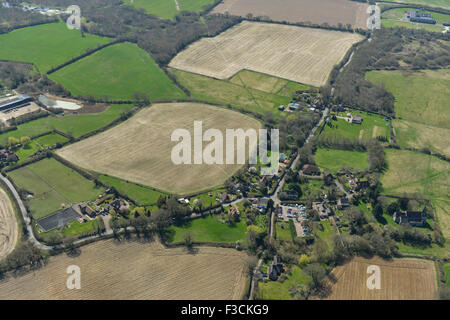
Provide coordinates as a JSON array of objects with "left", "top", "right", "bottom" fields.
[
  {"left": 0, "top": 149, "right": 18, "bottom": 162},
  {"left": 302, "top": 164, "right": 321, "bottom": 176},
  {"left": 268, "top": 255, "right": 284, "bottom": 281},
  {"left": 337, "top": 197, "right": 350, "bottom": 210},
  {"left": 352, "top": 115, "right": 363, "bottom": 124},
  {"left": 394, "top": 209, "right": 427, "bottom": 227},
  {"left": 255, "top": 198, "right": 269, "bottom": 213},
  {"left": 79, "top": 203, "right": 96, "bottom": 218},
  {"left": 313, "top": 202, "right": 331, "bottom": 219},
  {"left": 229, "top": 206, "right": 240, "bottom": 218}
]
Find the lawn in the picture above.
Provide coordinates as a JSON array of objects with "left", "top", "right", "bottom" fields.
[
  {"left": 9, "top": 158, "right": 104, "bottom": 219},
  {"left": 34, "top": 132, "right": 69, "bottom": 148},
  {"left": 124, "top": 0, "right": 215, "bottom": 19},
  {"left": 315, "top": 148, "right": 369, "bottom": 173},
  {"left": 366, "top": 69, "right": 450, "bottom": 128},
  {"left": 229, "top": 70, "right": 310, "bottom": 95},
  {"left": 381, "top": 149, "right": 450, "bottom": 239},
  {"left": 0, "top": 22, "right": 110, "bottom": 72},
  {"left": 385, "top": 0, "right": 450, "bottom": 10},
  {"left": 276, "top": 221, "right": 293, "bottom": 241},
  {"left": 61, "top": 219, "right": 99, "bottom": 237},
  {"left": 98, "top": 174, "right": 167, "bottom": 206},
  {"left": 321, "top": 110, "right": 390, "bottom": 140},
  {"left": 0, "top": 104, "right": 133, "bottom": 144},
  {"left": 258, "top": 265, "right": 312, "bottom": 300},
  {"left": 170, "top": 69, "right": 288, "bottom": 117},
  {"left": 168, "top": 214, "right": 248, "bottom": 243},
  {"left": 315, "top": 220, "right": 335, "bottom": 245},
  {"left": 392, "top": 119, "right": 450, "bottom": 156},
  {"left": 50, "top": 42, "right": 187, "bottom": 101}
]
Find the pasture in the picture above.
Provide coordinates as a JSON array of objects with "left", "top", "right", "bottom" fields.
[
  {"left": 0, "top": 187, "right": 18, "bottom": 262},
  {"left": 169, "top": 21, "right": 363, "bottom": 87},
  {"left": 8, "top": 158, "right": 104, "bottom": 219},
  {"left": 366, "top": 69, "right": 450, "bottom": 128},
  {"left": 386, "top": 0, "right": 450, "bottom": 10},
  {"left": 168, "top": 214, "right": 248, "bottom": 243},
  {"left": 321, "top": 111, "right": 390, "bottom": 141},
  {"left": 392, "top": 119, "right": 450, "bottom": 156},
  {"left": 0, "top": 22, "right": 109, "bottom": 72},
  {"left": 0, "top": 239, "right": 249, "bottom": 299},
  {"left": 381, "top": 149, "right": 450, "bottom": 239},
  {"left": 49, "top": 42, "right": 187, "bottom": 101},
  {"left": 315, "top": 148, "right": 368, "bottom": 173},
  {"left": 124, "top": 0, "right": 215, "bottom": 19},
  {"left": 211, "top": 0, "right": 369, "bottom": 29},
  {"left": 98, "top": 175, "right": 167, "bottom": 206},
  {"left": 57, "top": 103, "right": 262, "bottom": 195},
  {"left": 324, "top": 257, "right": 438, "bottom": 300},
  {"left": 170, "top": 69, "right": 290, "bottom": 116},
  {"left": 0, "top": 104, "right": 133, "bottom": 144}
]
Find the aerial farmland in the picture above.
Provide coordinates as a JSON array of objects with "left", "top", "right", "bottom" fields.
[{"left": 169, "top": 21, "right": 363, "bottom": 87}]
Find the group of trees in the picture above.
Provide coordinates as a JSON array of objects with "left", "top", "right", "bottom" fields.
[{"left": 0, "top": 5, "right": 57, "bottom": 34}]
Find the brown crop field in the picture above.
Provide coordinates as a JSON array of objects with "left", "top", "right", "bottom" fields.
[
  {"left": 211, "top": 0, "right": 370, "bottom": 29},
  {"left": 323, "top": 257, "right": 438, "bottom": 300},
  {"left": 0, "top": 239, "right": 249, "bottom": 299},
  {"left": 57, "top": 102, "right": 261, "bottom": 195},
  {"left": 169, "top": 21, "right": 363, "bottom": 87},
  {"left": 0, "top": 187, "right": 18, "bottom": 262}
]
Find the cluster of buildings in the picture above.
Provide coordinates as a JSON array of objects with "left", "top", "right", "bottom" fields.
[
  {"left": 393, "top": 209, "right": 427, "bottom": 227},
  {"left": 0, "top": 148, "right": 18, "bottom": 163},
  {"left": 0, "top": 94, "right": 32, "bottom": 112},
  {"left": 405, "top": 10, "right": 437, "bottom": 24}
]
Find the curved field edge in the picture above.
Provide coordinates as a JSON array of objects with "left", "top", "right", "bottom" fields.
[
  {"left": 56, "top": 102, "right": 262, "bottom": 195},
  {"left": 0, "top": 187, "right": 18, "bottom": 262}
]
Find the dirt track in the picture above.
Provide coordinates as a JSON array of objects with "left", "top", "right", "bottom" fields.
[{"left": 0, "top": 187, "right": 18, "bottom": 262}]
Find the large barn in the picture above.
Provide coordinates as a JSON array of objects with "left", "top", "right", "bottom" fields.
[{"left": 0, "top": 94, "right": 32, "bottom": 111}]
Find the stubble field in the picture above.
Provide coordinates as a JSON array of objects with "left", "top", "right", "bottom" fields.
[
  {"left": 169, "top": 21, "right": 363, "bottom": 87},
  {"left": 211, "top": 0, "right": 369, "bottom": 29},
  {"left": 57, "top": 102, "right": 262, "bottom": 195},
  {"left": 0, "top": 239, "right": 249, "bottom": 299},
  {"left": 324, "top": 257, "right": 438, "bottom": 300},
  {"left": 0, "top": 187, "right": 18, "bottom": 262}
]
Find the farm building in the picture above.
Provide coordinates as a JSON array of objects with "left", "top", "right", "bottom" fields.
[
  {"left": 407, "top": 10, "right": 436, "bottom": 24},
  {"left": 302, "top": 164, "right": 321, "bottom": 176},
  {"left": 0, "top": 94, "right": 32, "bottom": 111},
  {"left": 393, "top": 210, "right": 426, "bottom": 227},
  {"left": 352, "top": 115, "right": 363, "bottom": 124},
  {"left": 37, "top": 206, "right": 81, "bottom": 232},
  {"left": 79, "top": 203, "right": 96, "bottom": 218}
]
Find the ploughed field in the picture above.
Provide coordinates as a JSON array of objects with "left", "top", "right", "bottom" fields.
[
  {"left": 169, "top": 21, "right": 363, "bottom": 87},
  {"left": 0, "top": 239, "right": 249, "bottom": 299},
  {"left": 57, "top": 102, "right": 262, "bottom": 195},
  {"left": 324, "top": 257, "right": 438, "bottom": 300},
  {"left": 211, "top": 0, "right": 370, "bottom": 29},
  {"left": 0, "top": 187, "right": 18, "bottom": 262}
]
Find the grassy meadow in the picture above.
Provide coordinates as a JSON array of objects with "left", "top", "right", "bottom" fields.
[
  {"left": 0, "top": 104, "right": 133, "bottom": 144},
  {"left": 381, "top": 149, "right": 450, "bottom": 239},
  {"left": 386, "top": 0, "right": 450, "bottom": 10},
  {"left": 381, "top": 8, "right": 450, "bottom": 32},
  {"left": 50, "top": 42, "right": 187, "bottom": 101},
  {"left": 124, "top": 0, "right": 215, "bottom": 19},
  {"left": 0, "top": 22, "right": 110, "bottom": 72},
  {"left": 171, "top": 69, "right": 291, "bottom": 116},
  {"left": 315, "top": 148, "right": 369, "bottom": 173},
  {"left": 9, "top": 158, "right": 104, "bottom": 219}
]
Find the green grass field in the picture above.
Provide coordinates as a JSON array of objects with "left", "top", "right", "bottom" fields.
[
  {"left": 315, "top": 148, "right": 369, "bottom": 173},
  {"left": 171, "top": 69, "right": 290, "bottom": 116},
  {"left": 230, "top": 70, "right": 310, "bottom": 95},
  {"left": 168, "top": 214, "right": 248, "bottom": 243},
  {"left": 381, "top": 149, "right": 450, "bottom": 239},
  {"left": 258, "top": 265, "right": 312, "bottom": 300},
  {"left": 321, "top": 110, "right": 390, "bottom": 140},
  {"left": 124, "top": 0, "right": 215, "bottom": 19},
  {"left": 392, "top": 119, "right": 450, "bottom": 156},
  {"left": 366, "top": 69, "right": 450, "bottom": 128},
  {"left": 444, "top": 262, "right": 450, "bottom": 285},
  {"left": 0, "top": 22, "right": 110, "bottom": 72},
  {"left": 98, "top": 174, "right": 167, "bottom": 206},
  {"left": 9, "top": 158, "right": 104, "bottom": 219},
  {"left": 50, "top": 42, "right": 187, "bottom": 101},
  {"left": 381, "top": 8, "right": 449, "bottom": 32},
  {"left": 0, "top": 104, "right": 133, "bottom": 144},
  {"left": 386, "top": 0, "right": 450, "bottom": 10},
  {"left": 276, "top": 221, "right": 293, "bottom": 241},
  {"left": 34, "top": 132, "right": 69, "bottom": 148}
]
